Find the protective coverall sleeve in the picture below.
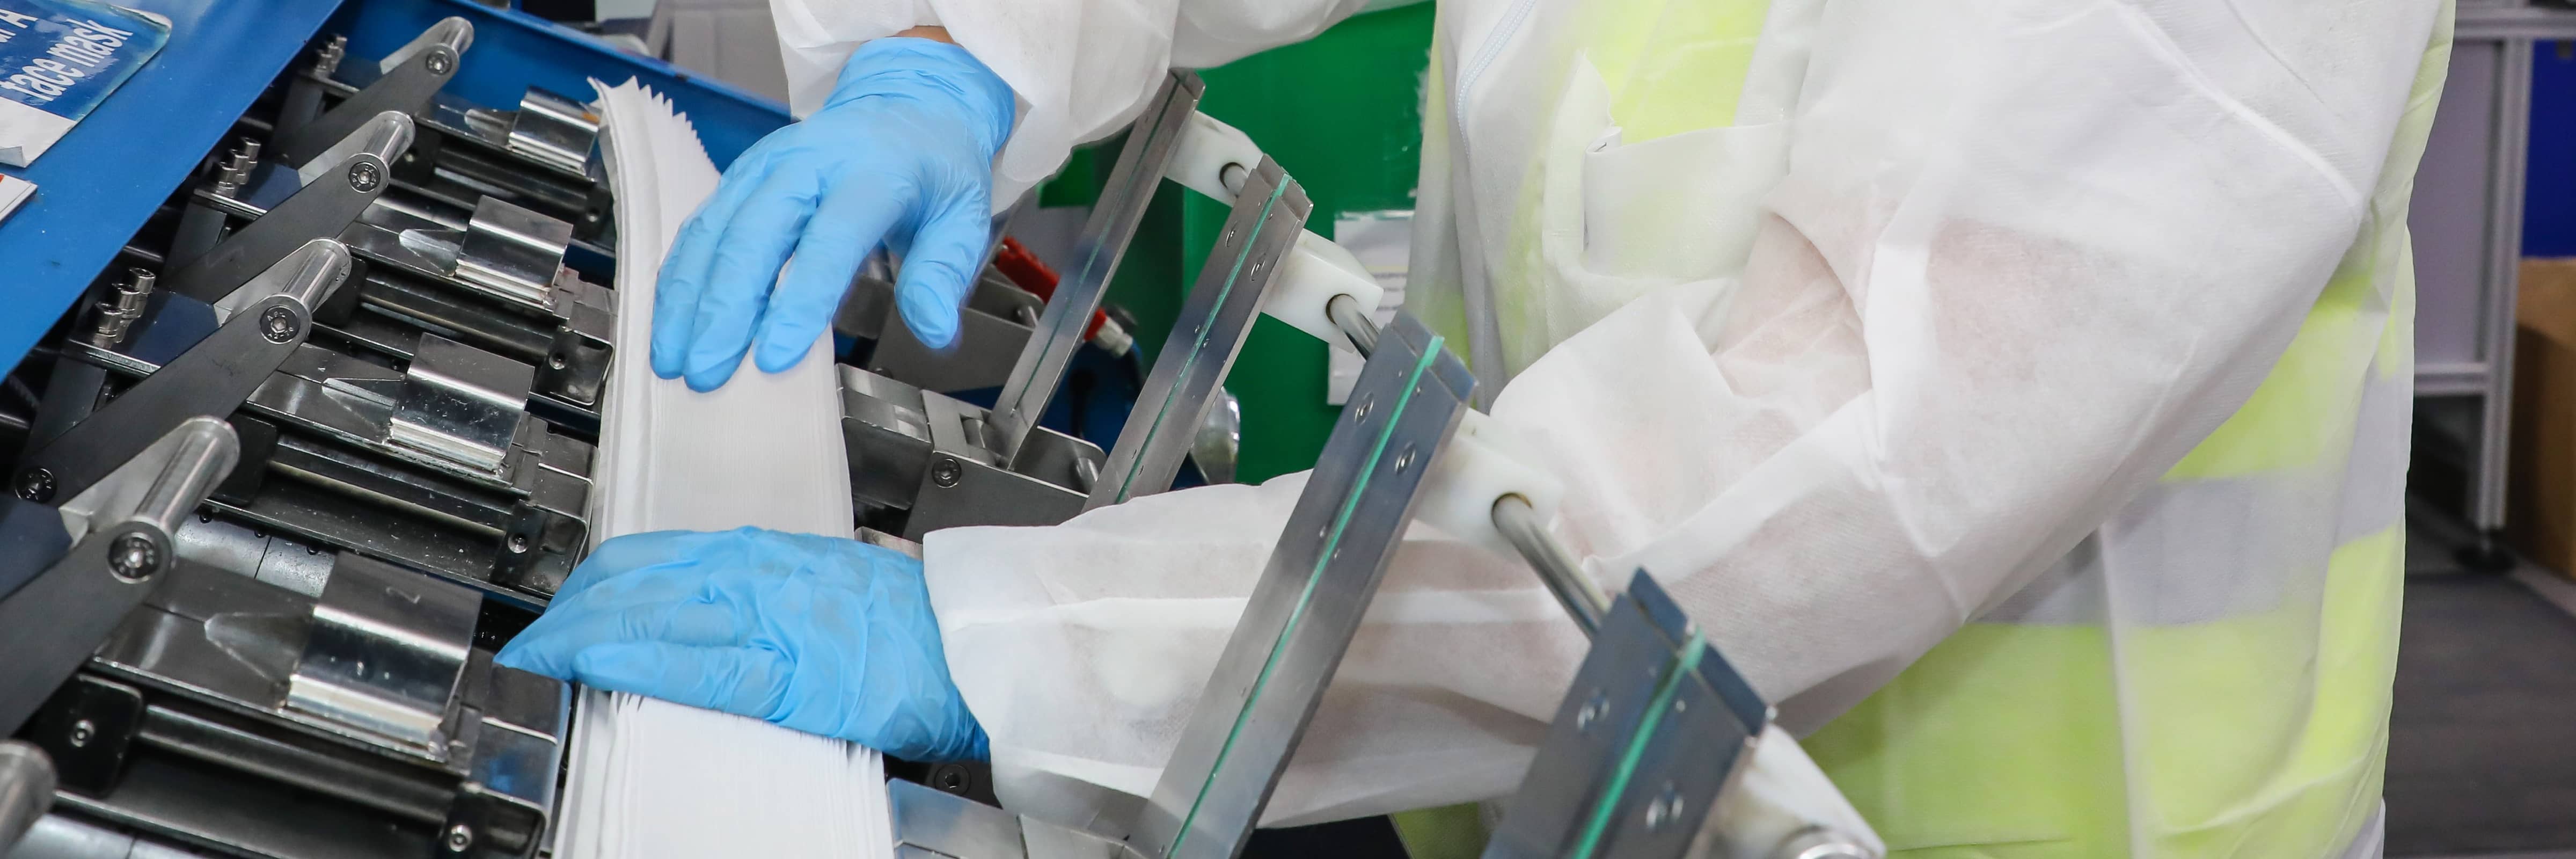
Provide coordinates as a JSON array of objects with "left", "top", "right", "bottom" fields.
[
  {"left": 765, "top": 0, "right": 1369, "bottom": 208},
  {"left": 922, "top": 0, "right": 2443, "bottom": 828}
]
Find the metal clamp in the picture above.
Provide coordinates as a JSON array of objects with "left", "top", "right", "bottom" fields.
[
  {"left": 0, "top": 417, "right": 240, "bottom": 734},
  {"left": 286, "top": 553, "right": 480, "bottom": 750},
  {"left": 18, "top": 240, "right": 348, "bottom": 504},
  {"left": 167, "top": 112, "right": 411, "bottom": 302},
  {"left": 274, "top": 17, "right": 471, "bottom": 168},
  {"left": 390, "top": 332, "right": 539, "bottom": 475},
  {"left": 501, "top": 86, "right": 599, "bottom": 177}
]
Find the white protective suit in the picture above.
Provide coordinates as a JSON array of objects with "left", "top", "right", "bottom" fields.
[{"left": 762, "top": 0, "right": 2446, "bottom": 854}]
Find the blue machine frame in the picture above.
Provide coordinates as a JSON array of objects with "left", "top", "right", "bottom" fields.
[{"left": 0, "top": 0, "right": 792, "bottom": 381}]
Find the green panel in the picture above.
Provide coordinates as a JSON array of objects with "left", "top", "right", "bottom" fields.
[{"left": 1106, "top": 4, "right": 1436, "bottom": 484}]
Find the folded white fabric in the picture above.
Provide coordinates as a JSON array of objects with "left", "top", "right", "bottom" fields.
[{"left": 550, "top": 77, "right": 889, "bottom": 859}]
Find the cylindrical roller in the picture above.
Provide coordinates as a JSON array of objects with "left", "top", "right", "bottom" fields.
[
  {"left": 0, "top": 740, "right": 56, "bottom": 853},
  {"left": 125, "top": 417, "right": 242, "bottom": 549}
]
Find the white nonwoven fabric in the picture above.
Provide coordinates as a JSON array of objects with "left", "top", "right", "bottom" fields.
[
  {"left": 854, "top": 0, "right": 2442, "bottom": 835},
  {"left": 761, "top": 0, "right": 1374, "bottom": 208},
  {"left": 552, "top": 77, "right": 889, "bottom": 859}
]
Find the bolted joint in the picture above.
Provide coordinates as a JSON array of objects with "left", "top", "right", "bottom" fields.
[
  {"left": 443, "top": 823, "right": 473, "bottom": 853},
  {"left": 260, "top": 305, "right": 301, "bottom": 343},
  {"left": 107, "top": 533, "right": 162, "bottom": 582},
  {"left": 930, "top": 457, "right": 963, "bottom": 488},
  {"left": 425, "top": 48, "right": 455, "bottom": 76},
  {"left": 347, "top": 159, "right": 383, "bottom": 193}
]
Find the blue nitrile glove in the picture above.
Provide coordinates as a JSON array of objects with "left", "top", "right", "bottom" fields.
[
  {"left": 495, "top": 527, "right": 989, "bottom": 762},
  {"left": 652, "top": 38, "right": 1015, "bottom": 391}
]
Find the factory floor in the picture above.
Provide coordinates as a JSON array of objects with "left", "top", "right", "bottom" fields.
[{"left": 2390, "top": 514, "right": 2576, "bottom": 858}]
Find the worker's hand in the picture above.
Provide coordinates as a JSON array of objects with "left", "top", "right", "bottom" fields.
[
  {"left": 494, "top": 527, "right": 989, "bottom": 762},
  {"left": 652, "top": 37, "right": 1015, "bottom": 391}
]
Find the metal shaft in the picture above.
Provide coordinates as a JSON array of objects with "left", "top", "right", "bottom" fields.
[
  {"left": 1328, "top": 293, "right": 1378, "bottom": 358},
  {"left": 1492, "top": 493, "right": 1609, "bottom": 638}
]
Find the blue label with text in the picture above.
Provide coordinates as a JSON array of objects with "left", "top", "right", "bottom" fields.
[{"left": 0, "top": 0, "right": 167, "bottom": 122}]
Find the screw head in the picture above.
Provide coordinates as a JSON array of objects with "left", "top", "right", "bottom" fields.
[
  {"left": 108, "top": 533, "right": 162, "bottom": 581},
  {"left": 69, "top": 719, "right": 93, "bottom": 747},
  {"left": 425, "top": 49, "right": 455, "bottom": 76},
  {"left": 931, "top": 457, "right": 963, "bottom": 488},
  {"left": 932, "top": 763, "right": 970, "bottom": 794},
  {"left": 1393, "top": 445, "right": 1416, "bottom": 472},
  {"left": 15, "top": 468, "right": 54, "bottom": 502},
  {"left": 1642, "top": 783, "right": 1682, "bottom": 832},
  {"left": 1575, "top": 689, "right": 1607, "bottom": 733},
  {"left": 444, "top": 823, "right": 473, "bottom": 852},
  {"left": 548, "top": 352, "right": 568, "bottom": 370},
  {"left": 260, "top": 305, "right": 299, "bottom": 343},
  {"left": 508, "top": 533, "right": 529, "bottom": 554},
  {"left": 347, "top": 159, "right": 382, "bottom": 193}
]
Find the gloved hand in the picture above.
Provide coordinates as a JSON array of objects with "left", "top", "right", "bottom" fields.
[
  {"left": 652, "top": 37, "right": 1015, "bottom": 391},
  {"left": 495, "top": 527, "right": 989, "bottom": 762}
]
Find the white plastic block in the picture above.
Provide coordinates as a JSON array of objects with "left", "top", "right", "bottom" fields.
[
  {"left": 1264, "top": 231, "right": 1385, "bottom": 353},
  {"left": 1416, "top": 411, "right": 1565, "bottom": 562},
  {"left": 1164, "top": 111, "right": 1262, "bottom": 205}
]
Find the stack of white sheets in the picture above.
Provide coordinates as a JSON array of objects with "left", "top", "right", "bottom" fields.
[{"left": 550, "top": 78, "right": 892, "bottom": 859}]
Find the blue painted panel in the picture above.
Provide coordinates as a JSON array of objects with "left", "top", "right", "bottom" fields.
[
  {"left": 2528, "top": 41, "right": 2576, "bottom": 256},
  {"left": 0, "top": 0, "right": 342, "bottom": 380},
  {"left": 328, "top": 0, "right": 789, "bottom": 172}
]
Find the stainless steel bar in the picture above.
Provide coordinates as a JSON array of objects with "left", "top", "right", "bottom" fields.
[
  {"left": 1493, "top": 493, "right": 1608, "bottom": 639},
  {"left": 1327, "top": 293, "right": 1378, "bottom": 358},
  {"left": 2473, "top": 37, "right": 2534, "bottom": 534},
  {"left": 1131, "top": 314, "right": 1476, "bottom": 859},
  {"left": 1085, "top": 158, "right": 1309, "bottom": 511},
  {"left": 989, "top": 72, "right": 1205, "bottom": 460}
]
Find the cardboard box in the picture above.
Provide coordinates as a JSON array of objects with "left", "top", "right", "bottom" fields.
[{"left": 2508, "top": 258, "right": 2576, "bottom": 573}]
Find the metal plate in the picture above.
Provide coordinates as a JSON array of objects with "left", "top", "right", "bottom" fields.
[
  {"left": 1131, "top": 314, "right": 1475, "bottom": 859},
  {"left": 988, "top": 72, "right": 1204, "bottom": 457},
  {"left": 1088, "top": 158, "right": 1307, "bottom": 509}
]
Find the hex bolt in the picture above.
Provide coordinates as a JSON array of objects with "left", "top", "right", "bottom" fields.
[
  {"left": 347, "top": 159, "right": 382, "bottom": 193},
  {"left": 108, "top": 533, "right": 162, "bottom": 582},
  {"left": 931, "top": 457, "right": 963, "bottom": 488},
  {"left": 15, "top": 468, "right": 54, "bottom": 503},
  {"left": 444, "top": 823, "right": 473, "bottom": 853},
  {"left": 68, "top": 719, "right": 93, "bottom": 748},
  {"left": 260, "top": 306, "right": 299, "bottom": 343},
  {"left": 313, "top": 36, "right": 346, "bottom": 77}
]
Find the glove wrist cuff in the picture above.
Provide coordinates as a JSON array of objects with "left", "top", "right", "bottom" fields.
[{"left": 832, "top": 37, "right": 1019, "bottom": 158}]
